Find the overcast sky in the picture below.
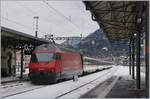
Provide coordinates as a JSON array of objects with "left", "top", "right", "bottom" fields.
[{"left": 1, "top": 1, "right": 99, "bottom": 43}]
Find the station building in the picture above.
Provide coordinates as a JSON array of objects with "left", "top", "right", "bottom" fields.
[{"left": 1, "top": 26, "right": 49, "bottom": 80}]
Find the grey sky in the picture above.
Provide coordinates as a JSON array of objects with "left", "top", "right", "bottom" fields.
[{"left": 1, "top": 1, "right": 99, "bottom": 43}]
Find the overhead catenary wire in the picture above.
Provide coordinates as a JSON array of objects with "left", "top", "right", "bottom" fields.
[
  {"left": 3, "top": 1, "right": 51, "bottom": 36},
  {"left": 3, "top": 1, "right": 96, "bottom": 38},
  {"left": 2, "top": 2, "right": 34, "bottom": 32},
  {"left": 2, "top": 16, "right": 46, "bottom": 36},
  {"left": 15, "top": 1, "right": 57, "bottom": 36},
  {"left": 16, "top": 1, "right": 84, "bottom": 34},
  {"left": 2, "top": 17, "right": 33, "bottom": 30},
  {"left": 15, "top": 1, "right": 54, "bottom": 33},
  {"left": 15, "top": 1, "right": 36, "bottom": 31},
  {"left": 42, "top": 0, "right": 84, "bottom": 33},
  {"left": 15, "top": 1, "right": 36, "bottom": 15},
  {"left": 15, "top": 1, "right": 84, "bottom": 36},
  {"left": 15, "top": 1, "right": 55, "bottom": 24}
]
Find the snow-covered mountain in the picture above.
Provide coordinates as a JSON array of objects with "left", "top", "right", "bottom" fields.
[{"left": 62, "top": 28, "right": 128, "bottom": 58}]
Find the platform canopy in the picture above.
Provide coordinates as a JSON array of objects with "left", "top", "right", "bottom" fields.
[
  {"left": 1, "top": 26, "right": 49, "bottom": 53},
  {"left": 84, "top": 1, "right": 148, "bottom": 42}
]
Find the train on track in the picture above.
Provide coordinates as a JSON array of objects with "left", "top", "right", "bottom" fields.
[{"left": 29, "top": 43, "right": 112, "bottom": 84}]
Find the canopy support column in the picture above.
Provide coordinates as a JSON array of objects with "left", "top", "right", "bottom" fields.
[
  {"left": 145, "top": 2, "right": 149, "bottom": 97},
  {"left": 135, "top": 28, "right": 141, "bottom": 89},
  {"left": 20, "top": 48, "right": 24, "bottom": 79},
  {"left": 131, "top": 36, "right": 135, "bottom": 79},
  {"left": 135, "top": 2, "right": 144, "bottom": 89},
  {"left": 129, "top": 38, "right": 132, "bottom": 75}
]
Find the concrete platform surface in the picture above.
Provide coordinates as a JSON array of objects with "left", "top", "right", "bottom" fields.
[
  {"left": 81, "top": 66, "right": 146, "bottom": 98},
  {"left": 106, "top": 75, "right": 146, "bottom": 98}
]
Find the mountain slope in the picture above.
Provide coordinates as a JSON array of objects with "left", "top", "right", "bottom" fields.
[{"left": 62, "top": 28, "right": 128, "bottom": 58}]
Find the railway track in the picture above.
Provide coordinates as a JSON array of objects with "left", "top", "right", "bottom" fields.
[
  {"left": 1, "top": 81, "right": 46, "bottom": 98},
  {"left": 1, "top": 66, "right": 116, "bottom": 99},
  {"left": 55, "top": 67, "right": 117, "bottom": 98}
]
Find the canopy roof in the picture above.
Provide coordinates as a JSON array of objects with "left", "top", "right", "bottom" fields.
[
  {"left": 1, "top": 26, "right": 49, "bottom": 49},
  {"left": 84, "top": 1, "right": 148, "bottom": 42}
]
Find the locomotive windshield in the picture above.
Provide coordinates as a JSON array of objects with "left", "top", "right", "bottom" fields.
[{"left": 31, "top": 53, "right": 54, "bottom": 62}]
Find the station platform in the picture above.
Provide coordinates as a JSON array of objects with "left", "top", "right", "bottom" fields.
[
  {"left": 81, "top": 66, "right": 146, "bottom": 98},
  {"left": 1, "top": 76, "right": 20, "bottom": 83},
  {"left": 105, "top": 75, "right": 146, "bottom": 98},
  {"left": 1, "top": 69, "right": 29, "bottom": 83},
  {"left": 1, "top": 75, "right": 29, "bottom": 83}
]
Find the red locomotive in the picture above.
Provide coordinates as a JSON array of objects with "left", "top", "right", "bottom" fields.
[{"left": 29, "top": 44, "right": 83, "bottom": 84}]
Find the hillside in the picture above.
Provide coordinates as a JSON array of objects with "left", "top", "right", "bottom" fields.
[{"left": 62, "top": 28, "right": 128, "bottom": 58}]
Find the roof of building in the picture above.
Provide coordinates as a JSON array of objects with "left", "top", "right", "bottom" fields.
[{"left": 1, "top": 26, "right": 49, "bottom": 48}]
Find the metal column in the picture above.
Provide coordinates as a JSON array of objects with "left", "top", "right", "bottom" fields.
[
  {"left": 145, "top": 2, "right": 149, "bottom": 97},
  {"left": 20, "top": 48, "right": 24, "bottom": 79},
  {"left": 135, "top": 28, "right": 141, "bottom": 89},
  {"left": 129, "top": 38, "right": 132, "bottom": 75},
  {"left": 135, "top": 2, "right": 144, "bottom": 89},
  {"left": 145, "top": 19, "right": 149, "bottom": 98},
  {"left": 131, "top": 36, "right": 135, "bottom": 79}
]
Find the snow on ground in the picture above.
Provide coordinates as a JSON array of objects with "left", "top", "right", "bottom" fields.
[
  {"left": 0, "top": 81, "right": 45, "bottom": 98},
  {"left": 59, "top": 65, "right": 130, "bottom": 98},
  {"left": 114, "top": 65, "right": 129, "bottom": 76},
  {"left": 3, "top": 65, "right": 130, "bottom": 99}
]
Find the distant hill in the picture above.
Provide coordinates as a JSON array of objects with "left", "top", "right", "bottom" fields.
[
  {"left": 61, "top": 36, "right": 81, "bottom": 48},
  {"left": 61, "top": 28, "right": 128, "bottom": 58}
]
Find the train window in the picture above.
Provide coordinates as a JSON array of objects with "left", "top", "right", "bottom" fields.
[{"left": 31, "top": 53, "right": 54, "bottom": 62}]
